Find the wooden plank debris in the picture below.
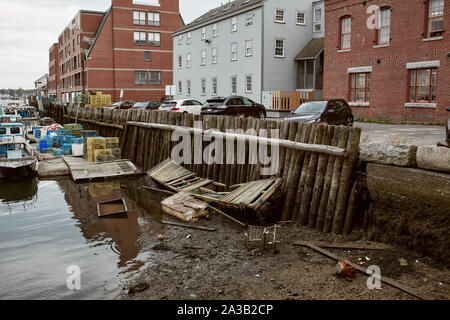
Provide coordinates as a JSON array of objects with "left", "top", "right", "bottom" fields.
[
  {"left": 62, "top": 156, "right": 142, "bottom": 181},
  {"left": 161, "top": 192, "right": 209, "bottom": 222},
  {"left": 294, "top": 241, "right": 392, "bottom": 251},
  {"left": 297, "top": 242, "right": 431, "bottom": 300},
  {"left": 161, "top": 220, "right": 216, "bottom": 232}
]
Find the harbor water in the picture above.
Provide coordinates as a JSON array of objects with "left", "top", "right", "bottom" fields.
[{"left": 0, "top": 176, "right": 164, "bottom": 300}]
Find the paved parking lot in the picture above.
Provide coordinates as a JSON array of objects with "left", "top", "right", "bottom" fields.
[{"left": 356, "top": 122, "right": 446, "bottom": 146}]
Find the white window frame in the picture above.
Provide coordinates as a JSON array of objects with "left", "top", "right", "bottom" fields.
[
  {"left": 201, "top": 50, "right": 206, "bottom": 66},
  {"left": 275, "top": 9, "right": 285, "bottom": 23},
  {"left": 296, "top": 12, "right": 306, "bottom": 25},
  {"left": 148, "top": 11, "right": 160, "bottom": 27},
  {"left": 245, "top": 74, "right": 252, "bottom": 93},
  {"left": 134, "top": 31, "right": 146, "bottom": 45},
  {"left": 212, "top": 23, "right": 218, "bottom": 37},
  {"left": 231, "top": 76, "right": 237, "bottom": 95},
  {"left": 178, "top": 35, "right": 183, "bottom": 45},
  {"left": 212, "top": 78, "right": 218, "bottom": 96},
  {"left": 314, "top": 8, "right": 322, "bottom": 32},
  {"left": 246, "top": 12, "right": 253, "bottom": 26},
  {"left": 212, "top": 47, "right": 218, "bottom": 64},
  {"left": 134, "top": 70, "right": 147, "bottom": 85},
  {"left": 187, "top": 32, "right": 191, "bottom": 44},
  {"left": 340, "top": 17, "right": 351, "bottom": 49},
  {"left": 186, "top": 53, "right": 191, "bottom": 68},
  {"left": 178, "top": 80, "right": 182, "bottom": 95},
  {"left": 148, "top": 32, "right": 161, "bottom": 46},
  {"left": 245, "top": 40, "right": 253, "bottom": 57},
  {"left": 275, "top": 39, "right": 285, "bottom": 58},
  {"left": 231, "top": 42, "right": 237, "bottom": 61},
  {"left": 133, "top": 11, "right": 146, "bottom": 26},
  {"left": 231, "top": 17, "right": 238, "bottom": 32},
  {"left": 201, "top": 27, "right": 206, "bottom": 40},
  {"left": 201, "top": 78, "right": 206, "bottom": 96},
  {"left": 186, "top": 80, "right": 191, "bottom": 96},
  {"left": 149, "top": 71, "right": 161, "bottom": 85},
  {"left": 178, "top": 55, "right": 182, "bottom": 69},
  {"left": 377, "top": 8, "right": 391, "bottom": 44}
]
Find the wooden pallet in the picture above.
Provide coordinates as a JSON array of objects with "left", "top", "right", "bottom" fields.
[{"left": 148, "top": 159, "right": 282, "bottom": 211}]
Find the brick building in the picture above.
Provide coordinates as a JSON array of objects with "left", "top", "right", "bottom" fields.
[
  {"left": 53, "top": 0, "right": 184, "bottom": 103},
  {"left": 323, "top": 0, "right": 449, "bottom": 123},
  {"left": 48, "top": 43, "right": 60, "bottom": 99}
]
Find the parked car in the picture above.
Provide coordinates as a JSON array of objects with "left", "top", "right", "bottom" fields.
[
  {"left": 104, "top": 100, "right": 136, "bottom": 110},
  {"left": 284, "top": 100, "right": 354, "bottom": 126},
  {"left": 132, "top": 101, "right": 161, "bottom": 110},
  {"left": 159, "top": 99, "right": 204, "bottom": 115},
  {"left": 201, "top": 96, "right": 266, "bottom": 119}
]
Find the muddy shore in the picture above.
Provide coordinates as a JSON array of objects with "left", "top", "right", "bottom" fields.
[{"left": 120, "top": 189, "right": 449, "bottom": 301}]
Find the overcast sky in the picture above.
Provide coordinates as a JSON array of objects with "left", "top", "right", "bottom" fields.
[{"left": 0, "top": 0, "right": 224, "bottom": 89}]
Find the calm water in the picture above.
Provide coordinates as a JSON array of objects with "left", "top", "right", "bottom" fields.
[{"left": 0, "top": 176, "right": 164, "bottom": 300}]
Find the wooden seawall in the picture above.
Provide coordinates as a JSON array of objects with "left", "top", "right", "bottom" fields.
[{"left": 44, "top": 103, "right": 361, "bottom": 235}]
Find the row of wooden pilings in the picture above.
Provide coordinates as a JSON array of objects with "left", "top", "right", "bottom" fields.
[{"left": 45, "top": 104, "right": 362, "bottom": 235}]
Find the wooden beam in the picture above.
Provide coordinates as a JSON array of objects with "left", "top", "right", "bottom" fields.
[{"left": 128, "top": 122, "right": 347, "bottom": 157}]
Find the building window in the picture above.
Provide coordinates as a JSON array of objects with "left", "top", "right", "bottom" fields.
[
  {"left": 231, "top": 43, "right": 237, "bottom": 61},
  {"left": 148, "top": 32, "right": 161, "bottom": 46},
  {"left": 135, "top": 71, "right": 147, "bottom": 85},
  {"left": 148, "top": 12, "right": 160, "bottom": 27},
  {"left": 187, "top": 80, "right": 191, "bottom": 96},
  {"left": 178, "top": 35, "right": 183, "bottom": 45},
  {"left": 201, "top": 50, "right": 206, "bottom": 66},
  {"left": 246, "top": 75, "right": 252, "bottom": 93},
  {"left": 245, "top": 40, "right": 253, "bottom": 57},
  {"left": 134, "top": 31, "right": 146, "bottom": 45},
  {"left": 314, "top": 8, "right": 322, "bottom": 31},
  {"left": 246, "top": 12, "right": 253, "bottom": 26},
  {"left": 212, "top": 23, "right": 218, "bottom": 37},
  {"left": 231, "top": 76, "right": 237, "bottom": 95},
  {"left": 133, "top": 11, "right": 146, "bottom": 25},
  {"left": 409, "top": 68, "right": 437, "bottom": 103},
  {"left": 178, "top": 81, "right": 182, "bottom": 95},
  {"left": 377, "top": 8, "right": 391, "bottom": 44},
  {"left": 275, "top": 9, "right": 285, "bottom": 23},
  {"left": 212, "top": 78, "right": 217, "bottom": 96},
  {"left": 231, "top": 17, "right": 238, "bottom": 32},
  {"left": 297, "top": 12, "right": 306, "bottom": 25},
  {"left": 201, "top": 27, "right": 206, "bottom": 40},
  {"left": 275, "top": 39, "right": 285, "bottom": 57},
  {"left": 187, "top": 32, "right": 191, "bottom": 44},
  {"left": 212, "top": 48, "right": 218, "bottom": 64},
  {"left": 350, "top": 73, "right": 370, "bottom": 102},
  {"left": 186, "top": 53, "right": 191, "bottom": 68},
  {"left": 427, "top": 0, "right": 444, "bottom": 37},
  {"left": 340, "top": 17, "right": 351, "bottom": 49},
  {"left": 178, "top": 55, "right": 182, "bottom": 68},
  {"left": 145, "top": 51, "right": 151, "bottom": 61},
  {"left": 149, "top": 71, "right": 161, "bottom": 85},
  {"left": 201, "top": 79, "right": 206, "bottom": 96}
]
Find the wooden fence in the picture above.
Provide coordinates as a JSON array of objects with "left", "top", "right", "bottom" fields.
[
  {"left": 45, "top": 104, "right": 361, "bottom": 235},
  {"left": 271, "top": 90, "right": 315, "bottom": 111}
]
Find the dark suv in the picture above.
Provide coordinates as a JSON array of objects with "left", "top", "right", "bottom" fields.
[
  {"left": 285, "top": 100, "right": 354, "bottom": 126},
  {"left": 105, "top": 100, "right": 136, "bottom": 110},
  {"left": 201, "top": 96, "right": 266, "bottom": 119}
]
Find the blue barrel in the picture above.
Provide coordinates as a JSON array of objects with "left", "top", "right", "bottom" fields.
[
  {"left": 39, "top": 140, "right": 48, "bottom": 153},
  {"left": 35, "top": 130, "right": 41, "bottom": 139}
]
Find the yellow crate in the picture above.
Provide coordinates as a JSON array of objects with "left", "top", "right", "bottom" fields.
[
  {"left": 87, "top": 144, "right": 106, "bottom": 152},
  {"left": 87, "top": 137, "right": 106, "bottom": 145},
  {"left": 105, "top": 137, "right": 119, "bottom": 144},
  {"left": 94, "top": 149, "right": 112, "bottom": 158}
]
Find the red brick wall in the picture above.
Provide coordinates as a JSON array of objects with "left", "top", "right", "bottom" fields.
[
  {"left": 324, "top": 0, "right": 449, "bottom": 123},
  {"left": 84, "top": 0, "right": 183, "bottom": 103}
]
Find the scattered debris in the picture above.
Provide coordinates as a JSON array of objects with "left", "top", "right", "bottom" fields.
[
  {"left": 296, "top": 242, "right": 430, "bottom": 300},
  {"left": 157, "top": 234, "right": 166, "bottom": 241},
  {"left": 161, "top": 192, "right": 209, "bottom": 222},
  {"left": 399, "top": 258, "right": 409, "bottom": 266},
  {"left": 162, "top": 220, "right": 216, "bottom": 232},
  {"left": 97, "top": 198, "right": 128, "bottom": 217},
  {"left": 128, "top": 282, "right": 149, "bottom": 295},
  {"left": 245, "top": 224, "right": 279, "bottom": 252},
  {"left": 294, "top": 241, "right": 391, "bottom": 250},
  {"left": 336, "top": 259, "right": 356, "bottom": 278}
]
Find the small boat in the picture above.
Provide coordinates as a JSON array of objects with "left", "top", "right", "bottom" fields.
[{"left": 0, "top": 122, "right": 39, "bottom": 179}]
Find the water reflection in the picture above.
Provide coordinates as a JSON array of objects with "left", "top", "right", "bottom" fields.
[{"left": 0, "top": 176, "right": 161, "bottom": 299}]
